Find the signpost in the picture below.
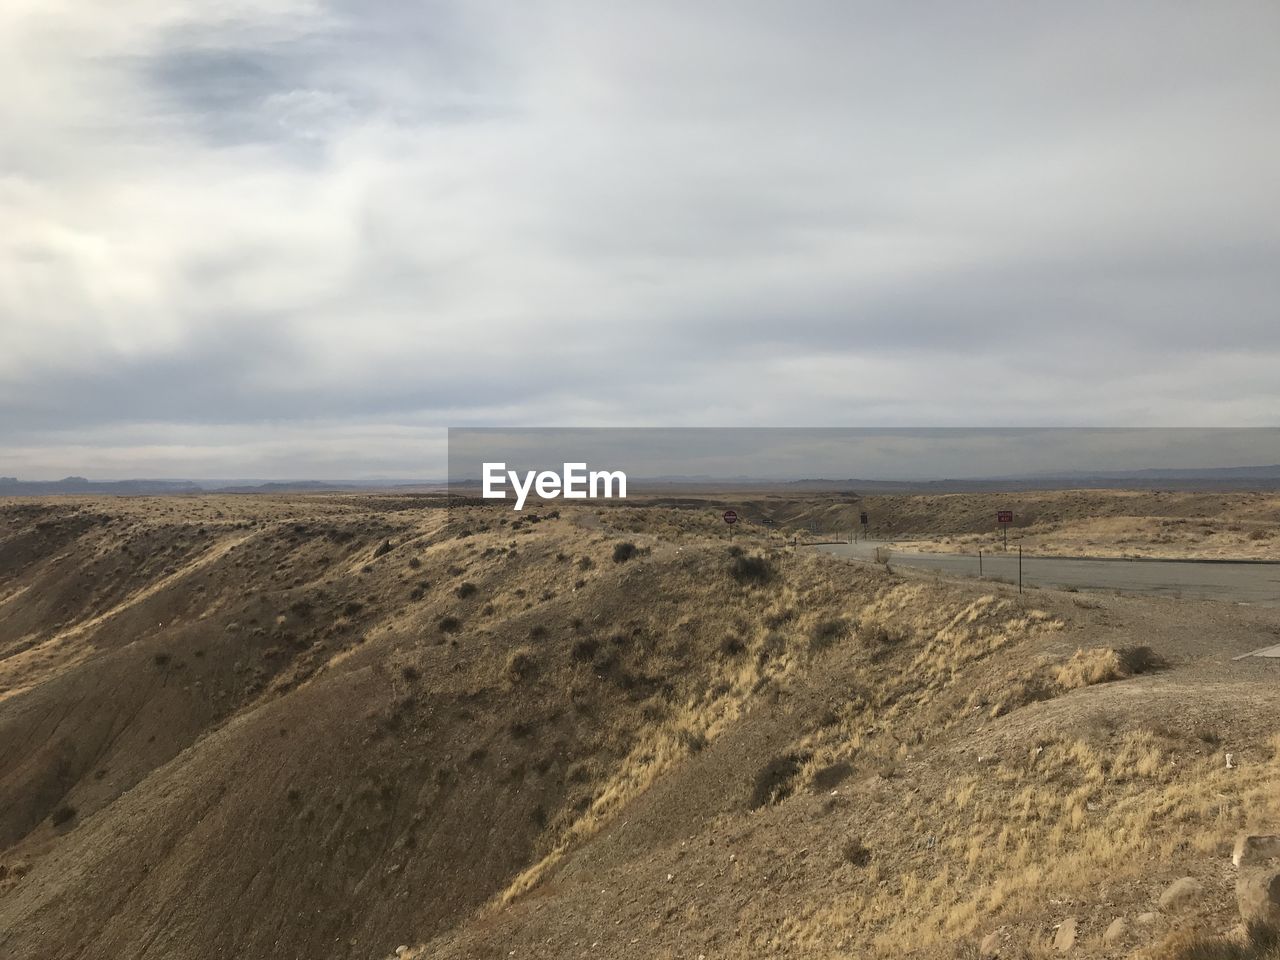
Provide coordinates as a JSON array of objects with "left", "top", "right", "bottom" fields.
[
  {"left": 723, "top": 509, "right": 738, "bottom": 539},
  {"left": 859, "top": 511, "right": 869, "bottom": 542},
  {"left": 997, "top": 510, "right": 1013, "bottom": 549}
]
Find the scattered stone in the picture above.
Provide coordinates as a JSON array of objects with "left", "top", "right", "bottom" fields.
[
  {"left": 979, "top": 930, "right": 1002, "bottom": 957},
  {"left": 1159, "top": 876, "right": 1205, "bottom": 911},
  {"left": 1233, "top": 834, "right": 1280, "bottom": 868},
  {"left": 1236, "top": 869, "right": 1280, "bottom": 927},
  {"left": 395, "top": 947, "right": 408, "bottom": 957},
  {"left": 1102, "top": 917, "right": 1128, "bottom": 947},
  {"left": 1053, "top": 917, "right": 1077, "bottom": 953}
]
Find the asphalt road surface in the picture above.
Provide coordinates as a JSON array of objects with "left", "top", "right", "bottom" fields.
[{"left": 811, "top": 542, "right": 1280, "bottom": 607}]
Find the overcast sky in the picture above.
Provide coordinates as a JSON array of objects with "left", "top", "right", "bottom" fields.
[{"left": 3, "top": 2, "right": 1279, "bottom": 479}]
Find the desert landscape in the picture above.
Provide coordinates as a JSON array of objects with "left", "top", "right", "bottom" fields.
[
  {"left": 1, "top": 492, "right": 1278, "bottom": 960},
  {"left": 730, "top": 490, "right": 1280, "bottom": 561}
]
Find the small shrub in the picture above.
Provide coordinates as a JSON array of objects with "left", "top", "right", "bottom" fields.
[
  {"left": 508, "top": 720, "right": 533, "bottom": 738},
  {"left": 612, "top": 542, "right": 639, "bottom": 563},
  {"left": 153, "top": 652, "right": 171, "bottom": 667},
  {"left": 729, "top": 553, "right": 775, "bottom": 585},
  {"left": 813, "top": 761, "right": 853, "bottom": 791},
  {"left": 505, "top": 647, "right": 538, "bottom": 683},
  {"left": 577, "top": 556, "right": 595, "bottom": 571},
  {"left": 719, "top": 635, "right": 746, "bottom": 657},
  {"left": 372, "top": 539, "right": 392, "bottom": 558},
  {"left": 1118, "top": 644, "right": 1163, "bottom": 675},
  {"left": 750, "top": 754, "right": 807, "bottom": 808},
  {"left": 860, "top": 622, "right": 908, "bottom": 647},
  {"left": 456, "top": 581, "right": 477, "bottom": 599},
  {"left": 809, "top": 618, "right": 848, "bottom": 652},
  {"left": 408, "top": 556, "right": 422, "bottom": 569},
  {"left": 571, "top": 638, "right": 600, "bottom": 662},
  {"left": 677, "top": 727, "right": 708, "bottom": 754},
  {"left": 1197, "top": 728, "right": 1222, "bottom": 746},
  {"left": 841, "top": 836, "right": 871, "bottom": 867},
  {"left": 50, "top": 804, "right": 77, "bottom": 827},
  {"left": 438, "top": 615, "right": 462, "bottom": 634}
]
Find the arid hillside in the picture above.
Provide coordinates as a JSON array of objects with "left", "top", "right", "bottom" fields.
[{"left": 1, "top": 495, "right": 1278, "bottom": 960}]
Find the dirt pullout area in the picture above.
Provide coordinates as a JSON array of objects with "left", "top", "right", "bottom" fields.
[{"left": 0, "top": 496, "right": 1278, "bottom": 960}]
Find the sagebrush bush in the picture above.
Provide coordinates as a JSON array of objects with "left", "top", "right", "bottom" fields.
[
  {"left": 729, "top": 553, "right": 774, "bottom": 585},
  {"left": 809, "top": 618, "right": 848, "bottom": 651},
  {"left": 505, "top": 647, "right": 537, "bottom": 682}
]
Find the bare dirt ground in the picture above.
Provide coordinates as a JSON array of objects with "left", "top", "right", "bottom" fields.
[{"left": 0, "top": 493, "right": 1278, "bottom": 960}]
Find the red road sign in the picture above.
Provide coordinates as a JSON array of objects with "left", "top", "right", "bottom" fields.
[
  {"left": 997, "top": 511, "right": 1014, "bottom": 524},
  {"left": 723, "top": 509, "right": 738, "bottom": 524}
]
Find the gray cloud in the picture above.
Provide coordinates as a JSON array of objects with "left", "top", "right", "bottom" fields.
[{"left": 1, "top": 1, "right": 1278, "bottom": 479}]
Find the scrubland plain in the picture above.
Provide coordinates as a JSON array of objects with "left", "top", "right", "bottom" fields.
[{"left": 0, "top": 493, "right": 1277, "bottom": 959}]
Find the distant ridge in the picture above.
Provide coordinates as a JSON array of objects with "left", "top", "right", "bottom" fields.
[
  {"left": 0, "top": 477, "right": 355, "bottom": 496},
  {"left": 0, "top": 477, "right": 203, "bottom": 496},
  {"left": 5, "top": 464, "right": 1280, "bottom": 496}
]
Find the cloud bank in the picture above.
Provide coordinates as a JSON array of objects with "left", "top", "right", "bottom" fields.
[{"left": 2, "top": 1, "right": 1278, "bottom": 478}]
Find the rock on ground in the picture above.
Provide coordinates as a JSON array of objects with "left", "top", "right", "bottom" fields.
[
  {"left": 1053, "top": 917, "right": 1077, "bottom": 953},
  {"left": 1159, "top": 876, "right": 1205, "bottom": 912},
  {"left": 1236, "top": 869, "right": 1280, "bottom": 927},
  {"left": 1233, "top": 834, "right": 1280, "bottom": 868},
  {"left": 1102, "top": 917, "right": 1128, "bottom": 947}
]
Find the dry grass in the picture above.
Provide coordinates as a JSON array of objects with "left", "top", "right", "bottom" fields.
[
  {"left": 8, "top": 495, "right": 1278, "bottom": 960},
  {"left": 743, "top": 730, "right": 1280, "bottom": 958},
  {"left": 1154, "top": 924, "right": 1280, "bottom": 960}
]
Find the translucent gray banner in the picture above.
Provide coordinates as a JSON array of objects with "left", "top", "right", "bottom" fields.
[{"left": 447, "top": 427, "right": 1280, "bottom": 508}]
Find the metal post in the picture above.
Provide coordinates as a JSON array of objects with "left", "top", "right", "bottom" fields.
[
  {"left": 1018, "top": 545, "right": 1023, "bottom": 593},
  {"left": 979, "top": 549, "right": 983, "bottom": 577}
]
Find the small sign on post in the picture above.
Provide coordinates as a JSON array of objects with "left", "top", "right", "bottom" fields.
[
  {"left": 859, "top": 511, "right": 869, "bottom": 542},
  {"left": 723, "top": 509, "right": 738, "bottom": 539},
  {"left": 997, "top": 510, "right": 1013, "bottom": 549}
]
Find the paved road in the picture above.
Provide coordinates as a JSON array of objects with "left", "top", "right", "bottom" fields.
[{"left": 810, "top": 542, "right": 1280, "bottom": 607}]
